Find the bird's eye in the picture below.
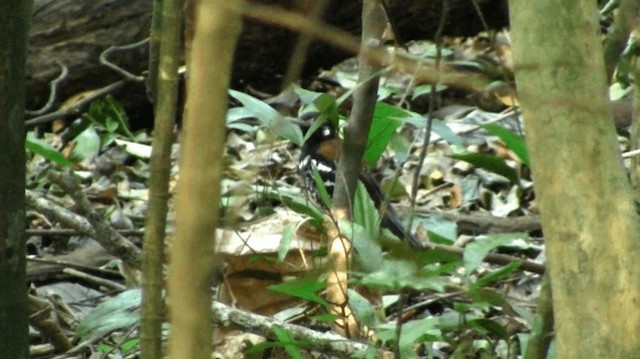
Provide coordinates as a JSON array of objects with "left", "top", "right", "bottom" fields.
[{"left": 322, "top": 126, "right": 332, "bottom": 137}]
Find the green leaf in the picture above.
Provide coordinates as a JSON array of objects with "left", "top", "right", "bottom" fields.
[
  {"left": 405, "top": 115, "right": 464, "bottom": 147},
  {"left": 389, "top": 134, "right": 412, "bottom": 164},
  {"left": 360, "top": 259, "right": 446, "bottom": 292},
  {"left": 262, "top": 188, "right": 324, "bottom": 224},
  {"left": 76, "top": 289, "right": 141, "bottom": 341},
  {"left": 87, "top": 96, "right": 134, "bottom": 139},
  {"left": 273, "top": 327, "right": 304, "bottom": 359},
  {"left": 468, "top": 318, "right": 508, "bottom": 338},
  {"left": 348, "top": 289, "right": 379, "bottom": 329},
  {"left": 229, "top": 89, "right": 303, "bottom": 145},
  {"left": 278, "top": 225, "right": 294, "bottom": 262},
  {"left": 337, "top": 220, "right": 383, "bottom": 273},
  {"left": 431, "top": 118, "right": 465, "bottom": 147},
  {"left": 268, "top": 277, "right": 329, "bottom": 307},
  {"left": 294, "top": 86, "right": 323, "bottom": 105},
  {"left": 364, "top": 103, "right": 405, "bottom": 168},
  {"left": 463, "top": 233, "right": 527, "bottom": 275},
  {"left": 310, "top": 166, "right": 332, "bottom": 209},
  {"left": 472, "top": 262, "right": 521, "bottom": 288},
  {"left": 352, "top": 181, "right": 381, "bottom": 240},
  {"left": 70, "top": 127, "right": 101, "bottom": 163},
  {"left": 25, "top": 132, "right": 73, "bottom": 167},
  {"left": 377, "top": 317, "right": 441, "bottom": 357},
  {"left": 482, "top": 123, "right": 529, "bottom": 166},
  {"left": 468, "top": 287, "right": 505, "bottom": 306},
  {"left": 411, "top": 84, "right": 448, "bottom": 99},
  {"left": 451, "top": 152, "right": 519, "bottom": 183}
]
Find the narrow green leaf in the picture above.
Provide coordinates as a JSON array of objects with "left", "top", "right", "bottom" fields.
[
  {"left": 451, "top": 152, "right": 519, "bottom": 183},
  {"left": 310, "top": 166, "right": 332, "bottom": 209},
  {"left": 482, "top": 123, "right": 529, "bottom": 166},
  {"left": 273, "top": 327, "right": 304, "bottom": 359},
  {"left": 472, "top": 262, "right": 521, "bottom": 288},
  {"left": 268, "top": 278, "right": 329, "bottom": 307},
  {"left": 352, "top": 182, "right": 381, "bottom": 240},
  {"left": 278, "top": 225, "right": 294, "bottom": 262},
  {"left": 25, "top": 132, "right": 73, "bottom": 167}
]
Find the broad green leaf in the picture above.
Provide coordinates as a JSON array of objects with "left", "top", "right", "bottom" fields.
[
  {"left": 463, "top": 233, "right": 527, "bottom": 275},
  {"left": 294, "top": 86, "right": 323, "bottom": 105},
  {"left": 348, "top": 289, "right": 379, "bottom": 329},
  {"left": 364, "top": 103, "right": 406, "bottom": 168},
  {"left": 377, "top": 317, "right": 440, "bottom": 357},
  {"left": 25, "top": 132, "right": 73, "bottom": 167},
  {"left": 416, "top": 215, "right": 457, "bottom": 243},
  {"left": 468, "top": 287, "right": 505, "bottom": 306},
  {"left": 389, "top": 134, "right": 412, "bottom": 164},
  {"left": 430, "top": 118, "right": 465, "bottom": 147},
  {"left": 226, "top": 107, "right": 255, "bottom": 127},
  {"left": 482, "top": 123, "right": 529, "bottom": 166},
  {"left": 229, "top": 89, "right": 282, "bottom": 126},
  {"left": 229, "top": 89, "right": 303, "bottom": 145},
  {"left": 70, "top": 127, "right": 101, "bottom": 163},
  {"left": 76, "top": 289, "right": 141, "bottom": 341},
  {"left": 338, "top": 220, "right": 383, "bottom": 272},
  {"left": 360, "top": 259, "right": 446, "bottom": 292},
  {"left": 451, "top": 152, "right": 519, "bottom": 183}
]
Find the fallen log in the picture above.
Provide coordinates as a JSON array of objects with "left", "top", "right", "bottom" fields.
[{"left": 27, "top": 0, "right": 508, "bottom": 119}]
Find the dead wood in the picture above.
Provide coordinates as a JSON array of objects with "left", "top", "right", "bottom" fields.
[{"left": 27, "top": 0, "right": 508, "bottom": 115}]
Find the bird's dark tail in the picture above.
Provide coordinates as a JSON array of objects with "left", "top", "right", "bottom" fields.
[{"left": 360, "top": 173, "right": 423, "bottom": 249}]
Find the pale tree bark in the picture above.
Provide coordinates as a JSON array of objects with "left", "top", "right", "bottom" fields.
[
  {"left": 327, "top": 0, "right": 386, "bottom": 338},
  {"left": 140, "top": 0, "right": 181, "bottom": 356},
  {"left": 0, "top": 1, "right": 31, "bottom": 358},
  {"left": 510, "top": 1, "right": 640, "bottom": 357},
  {"left": 167, "top": 0, "right": 241, "bottom": 358}
]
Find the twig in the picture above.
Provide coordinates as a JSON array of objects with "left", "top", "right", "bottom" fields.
[
  {"left": 210, "top": 301, "right": 388, "bottom": 357},
  {"left": 26, "top": 61, "right": 69, "bottom": 116},
  {"left": 25, "top": 80, "right": 127, "bottom": 127},
  {"left": 100, "top": 38, "right": 149, "bottom": 82},
  {"left": 31, "top": 171, "right": 142, "bottom": 267},
  {"left": 26, "top": 228, "right": 145, "bottom": 237},
  {"left": 27, "top": 257, "right": 122, "bottom": 278},
  {"left": 62, "top": 268, "right": 127, "bottom": 291}
]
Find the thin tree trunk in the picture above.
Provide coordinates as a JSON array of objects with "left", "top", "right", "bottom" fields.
[
  {"left": 510, "top": 1, "right": 640, "bottom": 357},
  {"left": 140, "top": 0, "right": 181, "bottom": 356},
  {"left": 0, "top": 1, "right": 32, "bottom": 358},
  {"left": 328, "top": 0, "right": 386, "bottom": 338},
  {"left": 167, "top": 0, "right": 242, "bottom": 358}
]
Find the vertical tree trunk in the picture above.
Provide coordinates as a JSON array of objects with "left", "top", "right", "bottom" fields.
[
  {"left": 140, "top": 0, "right": 181, "bottom": 356},
  {"left": 510, "top": 1, "right": 640, "bottom": 357},
  {"left": 167, "top": 0, "right": 242, "bottom": 358},
  {"left": 0, "top": 1, "right": 31, "bottom": 358}
]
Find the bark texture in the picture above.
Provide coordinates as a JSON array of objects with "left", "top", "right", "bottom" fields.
[{"left": 511, "top": 1, "right": 640, "bottom": 357}]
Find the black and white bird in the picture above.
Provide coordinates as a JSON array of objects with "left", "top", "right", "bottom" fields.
[{"left": 297, "top": 113, "right": 423, "bottom": 249}]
